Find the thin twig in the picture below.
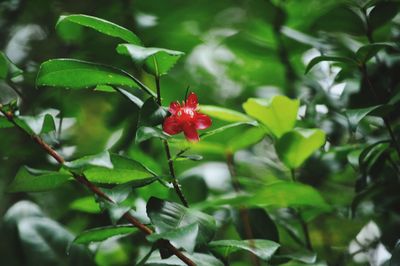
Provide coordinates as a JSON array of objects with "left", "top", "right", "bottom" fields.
[{"left": 0, "top": 106, "right": 195, "bottom": 266}]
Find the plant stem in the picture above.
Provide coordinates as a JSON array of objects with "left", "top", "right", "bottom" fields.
[
  {"left": 0, "top": 107, "right": 195, "bottom": 266},
  {"left": 226, "top": 152, "right": 261, "bottom": 266},
  {"left": 154, "top": 75, "right": 189, "bottom": 207}
]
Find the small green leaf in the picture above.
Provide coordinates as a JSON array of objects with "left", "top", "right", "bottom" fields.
[
  {"left": 209, "top": 239, "right": 279, "bottom": 261},
  {"left": 116, "top": 43, "right": 184, "bottom": 76},
  {"left": 65, "top": 151, "right": 113, "bottom": 172},
  {"left": 356, "top": 43, "right": 397, "bottom": 63},
  {"left": 305, "top": 55, "right": 358, "bottom": 74},
  {"left": 275, "top": 128, "right": 326, "bottom": 169},
  {"left": 200, "top": 121, "right": 257, "bottom": 140},
  {"left": 0, "top": 117, "right": 14, "bottom": 128},
  {"left": 69, "top": 196, "right": 101, "bottom": 214},
  {"left": 250, "top": 181, "right": 330, "bottom": 210},
  {"left": 73, "top": 225, "right": 138, "bottom": 244},
  {"left": 146, "top": 197, "right": 217, "bottom": 246},
  {"left": 199, "top": 105, "right": 252, "bottom": 122},
  {"left": 0, "top": 51, "right": 23, "bottom": 80},
  {"left": 243, "top": 96, "right": 299, "bottom": 138},
  {"left": 56, "top": 14, "right": 141, "bottom": 44},
  {"left": 136, "top": 126, "right": 168, "bottom": 143},
  {"left": 147, "top": 223, "right": 199, "bottom": 253},
  {"left": 345, "top": 105, "right": 390, "bottom": 131},
  {"left": 7, "top": 166, "right": 71, "bottom": 192},
  {"left": 369, "top": 1, "right": 399, "bottom": 30},
  {"left": 83, "top": 154, "right": 156, "bottom": 184},
  {"left": 146, "top": 252, "right": 224, "bottom": 266},
  {"left": 274, "top": 250, "right": 317, "bottom": 264},
  {"left": 36, "top": 59, "right": 143, "bottom": 93},
  {"left": 15, "top": 113, "right": 56, "bottom": 135}
]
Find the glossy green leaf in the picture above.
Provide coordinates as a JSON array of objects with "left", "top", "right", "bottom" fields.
[
  {"left": 147, "top": 223, "right": 199, "bottom": 253},
  {"left": 7, "top": 166, "right": 71, "bottom": 193},
  {"left": 15, "top": 113, "right": 56, "bottom": 135},
  {"left": 146, "top": 197, "right": 216, "bottom": 246},
  {"left": 116, "top": 43, "right": 184, "bottom": 76},
  {"left": 56, "top": 14, "right": 141, "bottom": 44},
  {"left": 227, "top": 126, "right": 267, "bottom": 152},
  {"left": 0, "top": 117, "right": 13, "bottom": 128},
  {"left": 36, "top": 59, "right": 143, "bottom": 93},
  {"left": 199, "top": 105, "right": 252, "bottom": 122},
  {"left": 369, "top": 1, "right": 399, "bottom": 30},
  {"left": 250, "top": 181, "right": 330, "bottom": 210},
  {"left": 0, "top": 51, "right": 22, "bottom": 80},
  {"left": 209, "top": 239, "right": 279, "bottom": 261},
  {"left": 274, "top": 250, "right": 317, "bottom": 264},
  {"left": 69, "top": 196, "right": 101, "bottom": 214},
  {"left": 305, "top": 55, "right": 358, "bottom": 74},
  {"left": 64, "top": 151, "right": 113, "bottom": 172},
  {"left": 200, "top": 121, "right": 257, "bottom": 140},
  {"left": 83, "top": 154, "right": 156, "bottom": 184},
  {"left": 243, "top": 96, "right": 299, "bottom": 138},
  {"left": 275, "top": 128, "right": 326, "bottom": 169},
  {"left": 345, "top": 105, "right": 388, "bottom": 131},
  {"left": 136, "top": 126, "right": 168, "bottom": 143},
  {"left": 356, "top": 43, "right": 397, "bottom": 63},
  {"left": 138, "top": 97, "right": 167, "bottom": 127},
  {"left": 146, "top": 252, "right": 224, "bottom": 266},
  {"left": 73, "top": 225, "right": 138, "bottom": 244}
]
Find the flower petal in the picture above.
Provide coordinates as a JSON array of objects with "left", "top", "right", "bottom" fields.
[
  {"left": 195, "top": 113, "right": 212, "bottom": 130},
  {"left": 169, "top": 102, "right": 181, "bottom": 115},
  {"left": 163, "top": 116, "right": 182, "bottom": 135},
  {"left": 186, "top": 92, "right": 198, "bottom": 109},
  {"left": 183, "top": 123, "right": 199, "bottom": 142}
]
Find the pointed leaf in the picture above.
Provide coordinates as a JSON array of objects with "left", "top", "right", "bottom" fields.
[
  {"left": 200, "top": 121, "right": 257, "bottom": 140},
  {"left": 15, "top": 113, "right": 56, "bottom": 135},
  {"left": 69, "top": 196, "right": 101, "bottom": 214},
  {"left": 345, "top": 105, "right": 390, "bottom": 131},
  {"left": 117, "top": 43, "right": 184, "bottom": 76},
  {"left": 0, "top": 51, "right": 22, "bottom": 80},
  {"left": 73, "top": 225, "right": 138, "bottom": 244},
  {"left": 199, "top": 105, "right": 252, "bottom": 123},
  {"left": 356, "top": 43, "right": 397, "bottom": 63},
  {"left": 146, "top": 252, "right": 224, "bottom": 266},
  {"left": 243, "top": 96, "right": 299, "bottom": 138},
  {"left": 209, "top": 239, "right": 279, "bottom": 261},
  {"left": 7, "top": 166, "right": 72, "bottom": 193},
  {"left": 56, "top": 14, "right": 141, "bottom": 44},
  {"left": 305, "top": 55, "right": 358, "bottom": 74},
  {"left": 275, "top": 128, "right": 326, "bottom": 169},
  {"left": 64, "top": 151, "right": 113, "bottom": 172}
]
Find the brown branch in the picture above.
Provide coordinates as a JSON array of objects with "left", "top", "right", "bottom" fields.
[{"left": 0, "top": 107, "right": 195, "bottom": 266}]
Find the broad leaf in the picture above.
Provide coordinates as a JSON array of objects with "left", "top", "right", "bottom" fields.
[
  {"left": 136, "top": 126, "right": 168, "bottom": 143},
  {"left": 146, "top": 252, "right": 224, "bottom": 266},
  {"left": 345, "top": 105, "right": 389, "bottom": 131},
  {"left": 227, "top": 127, "right": 267, "bottom": 152},
  {"left": 7, "top": 166, "right": 71, "bottom": 193},
  {"left": 275, "top": 128, "right": 326, "bottom": 169},
  {"left": 146, "top": 197, "right": 216, "bottom": 246},
  {"left": 147, "top": 223, "right": 199, "bottom": 253},
  {"left": 209, "top": 239, "right": 280, "bottom": 261},
  {"left": 199, "top": 105, "right": 252, "bottom": 122},
  {"left": 36, "top": 59, "right": 149, "bottom": 95},
  {"left": 305, "top": 56, "right": 358, "bottom": 74},
  {"left": 64, "top": 151, "right": 113, "bottom": 172},
  {"left": 73, "top": 225, "right": 138, "bottom": 244},
  {"left": 250, "top": 181, "right": 330, "bottom": 210},
  {"left": 56, "top": 14, "right": 141, "bottom": 44},
  {"left": 356, "top": 43, "right": 397, "bottom": 63},
  {"left": 83, "top": 153, "right": 156, "bottom": 184},
  {"left": 117, "top": 43, "right": 184, "bottom": 76},
  {"left": 243, "top": 96, "right": 299, "bottom": 138},
  {"left": 0, "top": 117, "right": 14, "bottom": 128},
  {"left": 69, "top": 196, "right": 101, "bottom": 214}
]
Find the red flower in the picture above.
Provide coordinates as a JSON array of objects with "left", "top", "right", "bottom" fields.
[{"left": 163, "top": 92, "right": 212, "bottom": 142}]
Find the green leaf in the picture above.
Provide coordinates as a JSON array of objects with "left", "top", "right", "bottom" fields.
[
  {"left": 136, "top": 126, "right": 168, "bottom": 143},
  {"left": 369, "top": 1, "right": 399, "bottom": 30},
  {"left": 139, "top": 97, "right": 167, "bottom": 127},
  {"left": 64, "top": 151, "right": 113, "bottom": 172},
  {"left": 69, "top": 196, "right": 101, "bottom": 214},
  {"left": 305, "top": 55, "right": 358, "bottom": 74},
  {"left": 200, "top": 121, "right": 257, "bottom": 140},
  {"left": 199, "top": 105, "right": 252, "bottom": 122},
  {"left": 209, "top": 239, "right": 279, "bottom": 261},
  {"left": 116, "top": 43, "right": 184, "bottom": 76},
  {"left": 0, "top": 117, "right": 14, "bottom": 128},
  {"left": 146, "top": 197, "right": 217, "bottom": 246},
  {"left": 356, "top": 43, "right": 397, "bottom": 63},
  {"left": 83, "top": 153, "right": 156, "bottom": 184},
  {"left": 243, "top": 96, "right": 299, "bottom": 138},
  {"left": 56, "top": 14, "right": 141, "bottom": 44},
  {"left": 146, "top": 252, "right": 224, "bottom": 266},
  {"left": 274, "top": 250, "right": 317, "bottom": 264},
  {"left": 15, "top": 113, "right": 56, "bottom": 135},
  {"left": 73, "top": 225, "right": 138, "bottom": 244},
  {"left": 36, "top": 59, "right": 149, "bottom": 95},
  {"left": 7, "top": 166, "right": 71, "bottom": 193},
  {"left": 0, "top": 51, "right": 23, "bottom": 80},
  {"left": 250, "top": 181, "right": 330, "bottom": 210},
  {"left": 275, "top": 128, "right": 326, "bottom": 169},
  {"left": 311, "top": 4, "right": 365, "bottom": 36},
  {"left": 227, "top": 127, "right": 267, "bottom": 152},
  {"left": 147, "top": 223, "right": 199, "bottom": 253},
  {"left": 345, "top": 105, "right": 389, "bottom": 131}
]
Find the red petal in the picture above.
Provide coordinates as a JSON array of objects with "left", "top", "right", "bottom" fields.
[
  {"left": 163, "top": 116, "right": 182, "bottom": 135},
  {"left": 195, "top": 113, "right": 212, "bottom": 130},
  {"left": 183, "top": 123, "right": 199, "bottom": 142},
  {"left": 186, "top": 92, "right": 198, "bottom": 109},
  {"left": 169, "top": 102, "right": 181, "bottom": 115}
]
